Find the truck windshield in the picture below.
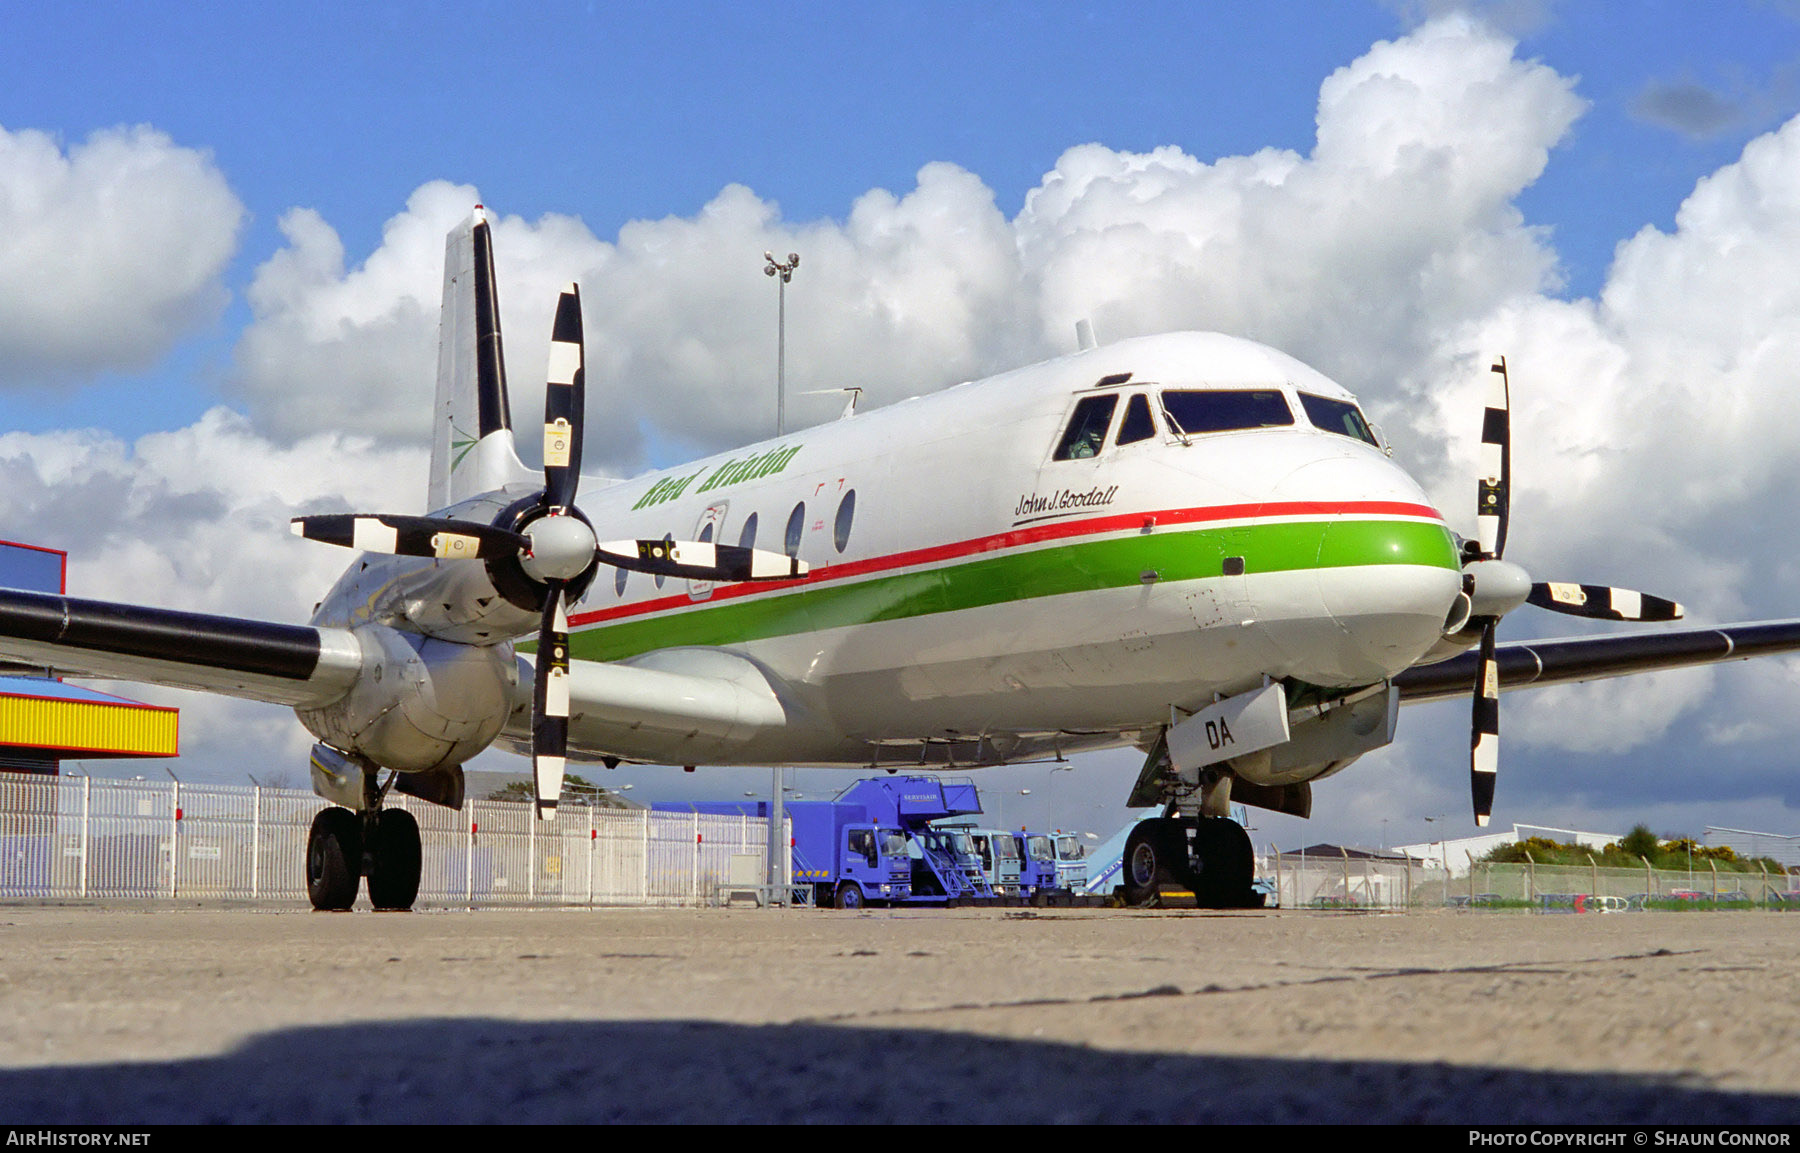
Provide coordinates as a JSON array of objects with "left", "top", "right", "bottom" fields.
[
  {"left": 1027, "top": 835, "right": 1054, "bottom": 862},
  {"left": 1056, "top": 835, "right": 1083, "bottom": 860},
  {"left": 995, "top": 836, "right": 1020, "bottom": 861},
  {"left": 881, "top": 831, "right": 908, "bottom": 858}
]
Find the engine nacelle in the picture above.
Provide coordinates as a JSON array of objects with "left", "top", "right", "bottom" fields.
[{"left": 297, "top": 623, "right": 517, "bottom": 772}]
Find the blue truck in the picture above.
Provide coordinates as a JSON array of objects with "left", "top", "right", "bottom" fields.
[{"left": 660, "top": 775, "right": 1055, "bottom": 907}]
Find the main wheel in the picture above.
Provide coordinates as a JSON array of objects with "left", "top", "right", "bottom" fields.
[
  {"left": 1122, "top": 819, "right": 1184, "bottom": 907},
  {"left": 366, "top": 808, "right": 422, "bottom": 912},
  {"left": 1191, "top": 817, "right": 1257, "bottom": 908},
  {"left": 307, "top": 807, "right": 362, "bottom": 911},
  {"left": 833, "top": 881, "right": 865, "bottom": 909}
]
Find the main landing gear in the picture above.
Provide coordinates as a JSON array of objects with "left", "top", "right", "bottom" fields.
[
  {"left": 1121, "top": 816, "right": 1263, "bottom": 909},
  {"left": 306, "top": 803, "right": 423, "bottom": 913}
]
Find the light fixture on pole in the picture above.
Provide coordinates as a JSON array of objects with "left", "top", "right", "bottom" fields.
[{"left": 763, "top": 251, "right": 799, "bottom": 437}]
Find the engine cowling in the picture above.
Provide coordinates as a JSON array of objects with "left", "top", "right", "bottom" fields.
[{"left": 297, "top": 623, "right": 518, "bottom": 772}]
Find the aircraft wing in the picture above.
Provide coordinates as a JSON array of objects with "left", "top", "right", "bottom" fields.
[
  {"left": 1395, "top": 619, "right": 1800, "bottom": 703},
  {"left": 0, "top": 587, "right": 363, "bottom": 709}
]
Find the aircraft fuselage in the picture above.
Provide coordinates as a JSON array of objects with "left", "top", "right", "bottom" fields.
[{"left": 308, "top": 330, "right": 1463, "bottom": 774}]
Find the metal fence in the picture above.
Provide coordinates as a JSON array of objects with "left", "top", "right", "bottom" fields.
[
  {"left": 1262, "top": 847, "right": 1796, "bottom": 910},
  {"left": 0, "top": 775, "right": 779, "bottom": 907}
]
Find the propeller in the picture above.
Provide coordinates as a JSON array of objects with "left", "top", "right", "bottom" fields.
[
  {"left": 1456, "top": 357, "right": 1685, "bottom": 827},
  {"left": 291, "top": 514, "right": 526, "bottom": 559},
  {"left": 292, "top": 282, "right": 808, "bottom": 821}
]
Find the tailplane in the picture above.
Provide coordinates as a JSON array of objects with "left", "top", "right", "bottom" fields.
[{"left": 428, "top": 206, "right": 533, "bottom": 511}]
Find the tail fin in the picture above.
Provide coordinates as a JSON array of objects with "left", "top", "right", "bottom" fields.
[{"left": 428, "top": 206, "right": 531, "bottom": 512}]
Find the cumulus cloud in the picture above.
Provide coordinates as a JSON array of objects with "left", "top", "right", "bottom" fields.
[
  {"left": 0, "top": 124, "right": 243, "bottom": 386},
  {"left": 231, "top": 15, "right": 1578, "bottom": 472},
  {"left": 0, "top": 409, "right": 428, "bottom": 783},
  {"left": 0, "top": 408, "right": 424, "bottom": 618}
]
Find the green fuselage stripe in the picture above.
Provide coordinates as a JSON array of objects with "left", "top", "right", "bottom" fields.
[{"left": 568, "top": 518, "right": 1457, "bottom": 662}]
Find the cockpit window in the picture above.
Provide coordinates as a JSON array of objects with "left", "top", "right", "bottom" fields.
[
  {"left": 1159, "top": 389, "right": 1294, "bottom": 437},
  {"left": 1117, "top": 393, "right": 1157, "bottom": 446},
  {"left": 1298, "top": 392, "right": 1380, "bottom": 447},
  {"left": 1052, "top": 394, "right": 1118, "bottom": 460}
]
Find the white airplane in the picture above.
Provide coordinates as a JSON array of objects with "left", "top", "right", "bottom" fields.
[{"left": 0, "top": 207, "right": 1788, "bottom": 912}]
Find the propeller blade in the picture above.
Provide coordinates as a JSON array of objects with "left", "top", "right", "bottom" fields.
[
  {"left": 1470, "top": 620, "right": 1500, "bottom": 827},
  {"left": 542, "top": 285, "right": 585, "bottom": 511},
  {"left": 531, "top": 581, "right": 571, "bottom": 822},
  {"left": 290, "top": 514, "right": 527, "bottom": 560},
  {"left": 595, "top": 539, "right": 808, "bottom": 582},
  {"left": 1475, "top": 357, "right": 1510, "bottom": 559},
  {"left": 1468, "top": 618, "right": 1497, "bottom": 827},
  {"left": 1527, "top": 582, "right": 1684, "bottom": 622}
]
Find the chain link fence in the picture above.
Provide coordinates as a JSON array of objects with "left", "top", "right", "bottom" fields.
[
  {"left": 0, "top": 775, "right": 778, "bottom": 907},
  {"left": 1261, "top": 846, "right": 1796, "bottom": 910}
]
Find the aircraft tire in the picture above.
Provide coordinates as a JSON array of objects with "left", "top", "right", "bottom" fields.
[
  {"left": 307, "top": 807, "right": 362, "bottom": 912},
  {"left": 366, "top": 808, "right": 422, "bottom": 912},
  {"left": 833, "top": 881, "right": 865, "bottom": 910},
  {"left": 1191, "top": 816, "right": 1256, "bottom": 908},
  {"left": 1122, "top": 819, "right": 1183, "bottom": 907}
]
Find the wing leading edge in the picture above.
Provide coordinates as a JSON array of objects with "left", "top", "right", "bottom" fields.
[
  {"left": 1395, "top": 619, "right": 1800, "bottom": 703},
  {"left": 0, "top": 587, "right": 362, "bottom": 709}
]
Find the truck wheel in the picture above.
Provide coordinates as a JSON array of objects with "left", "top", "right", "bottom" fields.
[{"left": 834, "top": 881, "right": 865, "bottom": 909}]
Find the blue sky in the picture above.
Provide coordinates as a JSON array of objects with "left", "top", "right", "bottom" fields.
[
  {"left": 3, "top": 1, "right": 1794, "bottom": 440},
  {"left": 4, "top": 2, "right": 1800, "bottom": 850}
]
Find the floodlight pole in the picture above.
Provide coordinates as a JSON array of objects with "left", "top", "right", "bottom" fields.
[
  {"left": 764, "top": 251, "right": 799, "bottom": 437},
  {"left": 762, "top": 250, "right": 798, "bottom": 906}
]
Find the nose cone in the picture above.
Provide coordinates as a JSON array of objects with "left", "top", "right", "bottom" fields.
[
  {"left": 522, "top": 514, "right": 598, "bottom": 582},
  {"left": 1270, "top": 451, "right": 1463, "bottom": 683}
]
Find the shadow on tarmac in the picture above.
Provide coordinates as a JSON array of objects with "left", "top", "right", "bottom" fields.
[{"left": 1, "top": 1017, "right": 1793, "bottom": 1124}]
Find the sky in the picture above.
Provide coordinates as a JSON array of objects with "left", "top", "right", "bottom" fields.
[{"left": 3, "top": 0, "right": 1800, "bottom": 856}]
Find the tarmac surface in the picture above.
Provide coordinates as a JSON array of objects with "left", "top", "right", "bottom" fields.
[{"left": 0, "top": 902, "right": 1796, "bottom": 1124}]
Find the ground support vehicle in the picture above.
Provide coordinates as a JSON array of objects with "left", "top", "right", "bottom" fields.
[{"left": 656, "top": 795, "right": 912, "bottom": 908}]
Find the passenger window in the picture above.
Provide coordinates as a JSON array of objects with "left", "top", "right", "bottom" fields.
[
  {"left": 1117, "top": 393, "right": 1156, "bottom": 446},
  {"left": 737, "top": 512, "right": 758, "bottom": 550},
  {"left": 1052, "top": 395, "right": 1119, "bottom": 460},
  {"left": 833, "top": 490, "right": 856, "bottom": 553},
  {"left": 1298, "top": 392, "right": 1380, "bottom": 447},
  {"left": 1159, "top": 389, "right": 1294, "bottom": 436},
  {"left": 784, "top": 502, "right": 806, "bottom": 559}
]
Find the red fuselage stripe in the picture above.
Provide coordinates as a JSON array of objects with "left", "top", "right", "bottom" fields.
[{"left": 569, "top": 500, "right": 1445, "bottom": 628}]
